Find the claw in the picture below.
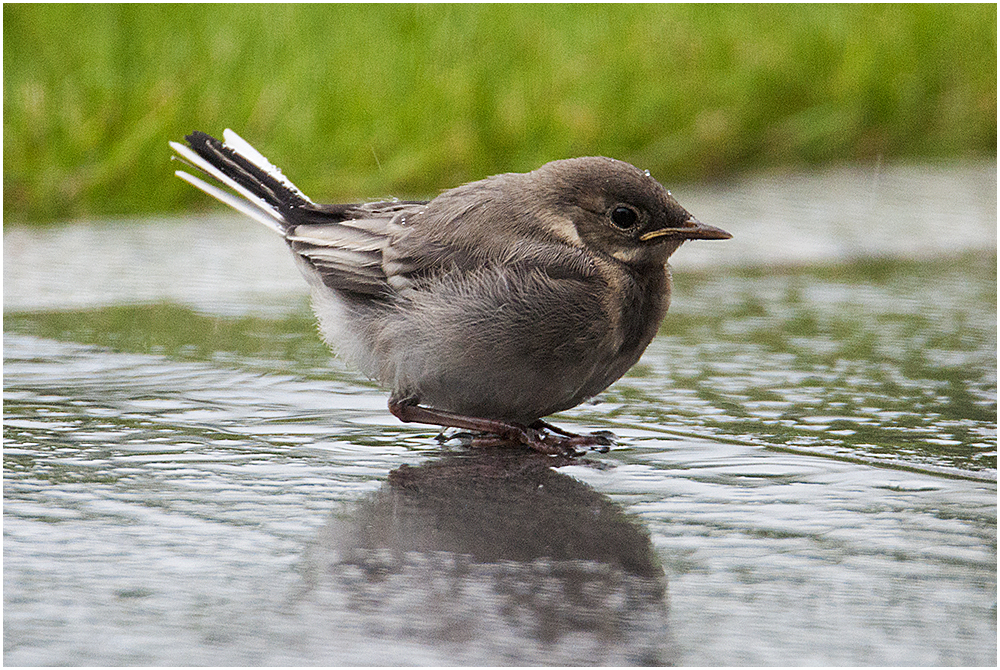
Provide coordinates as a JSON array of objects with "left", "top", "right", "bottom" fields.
[{"left": 524, "top": 427, "right": 615, "bottom": 456}]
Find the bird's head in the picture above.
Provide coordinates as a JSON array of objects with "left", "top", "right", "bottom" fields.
[{"left": 531, "top": 157, "right": 731, "bottom": 266}]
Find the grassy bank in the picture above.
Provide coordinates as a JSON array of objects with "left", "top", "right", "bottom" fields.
[{"left": 4, "top": 4, "right": 996, "bottom": 224}]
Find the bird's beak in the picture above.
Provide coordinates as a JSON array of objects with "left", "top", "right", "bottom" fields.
[{"left": 639, "top": 216, "right": 732, "bottom": 242}]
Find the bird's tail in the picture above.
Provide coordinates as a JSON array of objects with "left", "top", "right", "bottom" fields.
[{"left": 170, "top": 129, "right": 314, "bottom": 234}]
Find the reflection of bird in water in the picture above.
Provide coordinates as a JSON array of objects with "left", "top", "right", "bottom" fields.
[{"left": 299, "top": 448, "right": 672, "bottom": 665}]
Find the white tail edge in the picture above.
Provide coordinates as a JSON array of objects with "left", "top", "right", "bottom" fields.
[{"left": 174, "top": 170, "right": 286, "bottom": 234}]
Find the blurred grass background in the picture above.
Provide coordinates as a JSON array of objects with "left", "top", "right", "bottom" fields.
[{"left": 4, "top": 4, "right": 996, "bottom": 225}]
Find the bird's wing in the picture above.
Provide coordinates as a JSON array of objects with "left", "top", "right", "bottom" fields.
[
  {"left": 286, "top": 200, "right": 429, "bottom": 298},
  {"left": 381, "top": 222, "right": 600, "bottom": 297},
  {"left": 285, "top": 215, "right": 393, "bottom": 297}
]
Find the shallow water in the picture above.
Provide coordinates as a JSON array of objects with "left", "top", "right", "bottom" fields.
[{"left": 4, "top": 161, "right": 997, "bottom": 665}]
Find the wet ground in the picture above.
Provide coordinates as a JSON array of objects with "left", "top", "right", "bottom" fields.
[{"left": 4, "top": 161, "right": 996, "bottom": 665}]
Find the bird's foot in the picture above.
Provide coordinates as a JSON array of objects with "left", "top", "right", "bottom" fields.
[
  {"left": 471, "top": 422, "right": 614, "bottom": 456},
  {"left": 525, "top": 422, "right": 615, "bottom": 455},
  {"left": 389, "top": 396, "right": 613, "bottom": 457}
]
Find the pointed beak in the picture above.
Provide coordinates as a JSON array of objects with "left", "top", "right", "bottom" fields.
[{"left": 639, "top": 216, "right": 732, "bottom": 242}]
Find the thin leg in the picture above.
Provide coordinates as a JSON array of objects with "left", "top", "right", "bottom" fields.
[{"left": 389, "top": 396, "right": 530, "bottom": 444}]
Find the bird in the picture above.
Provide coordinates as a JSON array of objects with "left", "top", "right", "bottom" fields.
[{"left": 170, "top": 130, "right": 730, "bottom": 455}]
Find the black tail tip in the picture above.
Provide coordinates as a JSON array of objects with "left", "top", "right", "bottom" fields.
[{"left": 184, "top": 130, "right": 220, "bottom": 149}]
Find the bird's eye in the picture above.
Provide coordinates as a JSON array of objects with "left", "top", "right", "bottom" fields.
[{"left": 609, "top": 205, "right": 639, "bottom": 230}]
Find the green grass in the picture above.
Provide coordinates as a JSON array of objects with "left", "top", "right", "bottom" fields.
[{"left": 4, "top": 4, "right": 996, "bottom": 224}]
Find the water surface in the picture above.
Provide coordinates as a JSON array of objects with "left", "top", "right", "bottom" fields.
[{"left": 4, "top": 162, "right": 996, "bottom": 665}]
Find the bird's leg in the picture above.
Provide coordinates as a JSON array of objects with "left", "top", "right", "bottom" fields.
[
  {"left": 389, "top": 396, "right": 528, "bottom": 443},
  {"left": 388, "top": 397, "right": 585, "bottom": 455}
]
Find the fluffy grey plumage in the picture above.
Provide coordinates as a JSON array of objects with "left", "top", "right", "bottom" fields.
[{"left": 171, "top": 130, "right": 730, "bottom": 454}]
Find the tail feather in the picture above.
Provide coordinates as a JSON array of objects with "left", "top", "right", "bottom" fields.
[
  {"left": 170, "top": 129, "right": 313, "bottom": 234},
  {"left": 174, "top": 168, "right": 286, "bottom": 233},
  {"left": 217, "top": 129, "right": 314, "bottom": 206}
]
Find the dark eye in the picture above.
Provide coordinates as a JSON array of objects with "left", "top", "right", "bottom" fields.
[{"left": 609, "top": 205, "right": 640, "bottom": 230}]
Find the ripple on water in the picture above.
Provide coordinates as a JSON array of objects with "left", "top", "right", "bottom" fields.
[{"left": 3, "top": 172, "right": 997, "bottom": 664}]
